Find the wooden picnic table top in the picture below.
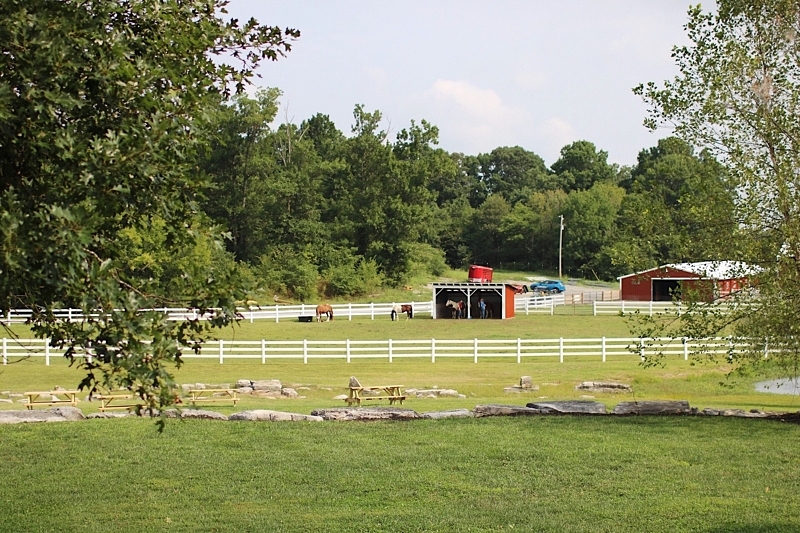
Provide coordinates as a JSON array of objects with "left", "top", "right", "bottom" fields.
[
  {"left": 349, "top": 385, "right": 403, "bottom": 390},
  {"left": 188, "top": 388, "right": 236, "bottom": 393}
]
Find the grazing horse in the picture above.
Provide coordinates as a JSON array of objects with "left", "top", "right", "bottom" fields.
[
  {"left": 445, "top": 299, "right": 462, "bottom": 319},
  {"left": 391, "top": 304, "right": 413, "bottom": 321},
  {"left": 315, "top": 304, "right": 334, "bottom": 322}
]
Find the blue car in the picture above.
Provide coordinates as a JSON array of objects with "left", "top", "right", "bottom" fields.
[{"left": 530, "top": 280, "right": 566, "bottom": 294}]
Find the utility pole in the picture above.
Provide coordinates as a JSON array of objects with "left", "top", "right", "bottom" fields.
[{"left": 558, "top": 214, "right": 564, "bottom": 278}]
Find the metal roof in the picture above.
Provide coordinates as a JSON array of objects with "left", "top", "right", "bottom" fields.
[
  {"left": 617, "top": 261, "right": 756, "bottom": 280},
  {"left": 431, "top": 283, "right": 512, "bottom": 288}
]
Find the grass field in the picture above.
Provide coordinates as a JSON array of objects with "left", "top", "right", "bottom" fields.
[
  {"left": 1, "top": 416, "right": 799, "bottom": 532},
  {"left": 3, "top": 286, "right": 800, "bottom": 532},
  {"left": 3, "top": 312, "right": 800, "bottom": 414}
]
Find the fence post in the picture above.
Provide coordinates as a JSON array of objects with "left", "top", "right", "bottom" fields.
[
  {"left": 275, "top": 305, "right": 279, "bottom": 323},
  {"left": 45, "top": 339, "right": 50, "bottom": 366},
  {"left": 550, "top": 300, "right": 554, "bottom": 316},
  {"left": 349, "top": 303, "right": 353, "bottom": 321},
  {"left": 622, "top": 301, "right": 626, "bottom": 314},
  {"left": 431, "top": 338, "right": 436, "bottom": 363},
  {"left": 764, "top": 337, "right": 769, "bottom": 359},
  {"left": 649, "top": 301, "right": 653, "bottom": 316},
  {"left": 601, "top": 336, "right": 606, "bottom": 363},
  {"left": 593, "top": 301, "right": 597, "bottom": 316},
  {"left": 346, "top": 339, "right": 351, "bottom": 363},
  {"left": 303, "top": 339, "right": 308, "bottom": 364},
  {"left": 219, "top": 339, "right": 224, "bottom": 364},
  {"left": 2, "top": 337, "right": 6, "bottom": 365},
  {"left": 474, "top": 338, "right": 478, "bottom": 364},
  {"left": 371, "top": 302, "right": 375, "bottom": 320},
  {"left": 517, "top": 338, "right": 521, "bottom": 364},
  {"left": 559, "top": 337, "right": 564, "bottom": 363},
  {"left": 525, "top": 299, "right": 529, "bottom": 316},
  {"left": 388, "top": 339, "right": 393, "bottom": 363},
  {"left": 683, "top": 337, "right": 689, "bottom": 361},
  {"left": 68, "top": 308, "right": 73, "bottom": 322},
  {"left": 639, "top": 338, "right": 645, "bottom": 361}
]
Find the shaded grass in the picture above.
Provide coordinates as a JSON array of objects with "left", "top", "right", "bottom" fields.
[{"left": 0, "top": 416, "right": 799, "bottom": 532}]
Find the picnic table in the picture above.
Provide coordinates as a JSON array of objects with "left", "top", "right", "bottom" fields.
[
  {"left": 188, "top": 388, "right": 239, "bottom": 406},
  {"left": 345, "top": 385, "right": 405, "bottom": 407},
  {"left": 24, "top": 390, "right": 80, "bottom": 410},
  {"left": 95, "top": 393, "right": 143, "bottom": 412}
]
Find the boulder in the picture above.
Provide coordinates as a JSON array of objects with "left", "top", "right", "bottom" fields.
[
  {"left": 236, "top": 379, "right": 252, "bottom": 388},
  {"left": 0, "top": 407, "right": 85, "bottom": 424},
  {"left": 525, "top": 400, "right": 607, "bottom": 414},
  {"left": 194, "top": 383, "right": 206, "bottom": 390},
  {"left": 176, "top": 409, "right": 229, "bottom": 421},
  {"left": 612, "top": 400, "right": 691, "bottom": 415},
  {"left": 229, "top": 410, "right": 323, "bottom": 422},
  {"left": 520, "top": 376, "right": 534, "bottom": 389},
  {"left": 87, "top": 412, "right": 132, "bottom": 419},
  {"left": 281, "top": 388, "right": 299, "bottom": 398},
  {"left": 333, "top": 394, "right": 349, "bottom": 401},
  {"left": 472, "top": 404, "right": 542, "bottom": 417},
  {"left": 310, "top": 407, "right": 420, "bottom": 421},
  {"left": 421, "top": 409, "right": 473, "bottom": 419},
  {"left": 237, "top": 387, "right": 254, "bottom": 394},
  {"left": 252, "top": 380, "right": 282, "bottom": 392}
]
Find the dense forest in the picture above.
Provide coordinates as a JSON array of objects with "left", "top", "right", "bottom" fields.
[{"left": 127, "top": 89, "right": 737, "bottom": 302}]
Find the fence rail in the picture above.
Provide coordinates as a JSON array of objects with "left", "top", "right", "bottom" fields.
[
  {"left": 2, "top": 291, "right": 622, "bottom": 324},
  {"left": 2, "top": 336, "right": 758, "bottom": 365}
]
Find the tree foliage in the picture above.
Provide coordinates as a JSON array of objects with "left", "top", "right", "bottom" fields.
[
  {"left": 634, "top": 0, "right": 800, "bottom": 377},
  {"left": 0, "top": 0, "right": 298, "bottom": 422}
]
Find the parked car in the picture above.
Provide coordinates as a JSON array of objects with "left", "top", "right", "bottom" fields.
[{"left": 530, "top": 280, "right": 566, "bottom": 294}]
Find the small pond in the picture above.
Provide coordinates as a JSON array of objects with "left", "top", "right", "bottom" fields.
[{"left": 754, "top": 377, "right": 800, "bottom": 395}]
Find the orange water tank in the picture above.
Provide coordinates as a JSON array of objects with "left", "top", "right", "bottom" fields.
[{"left": 468, "top": 265, "right": 493, "bottom": 283}]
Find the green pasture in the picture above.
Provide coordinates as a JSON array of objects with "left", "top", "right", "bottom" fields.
[
  {"left": 1, "top": 416, "right": 799, "bottom": 532},
  {"left": 2, "top": 311, "right": 799, "bottom": 414}
]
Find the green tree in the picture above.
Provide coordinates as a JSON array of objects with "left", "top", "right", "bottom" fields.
[
  {"left": 0, "top": 0, "right": 298, "bottom": 421},
  {"left": 561, "top": 182, "right": 625, "bottom": 279},
  {"left": 472, "top": 146, "right": 552, "bottom": 204},
  {"left": 551, "top": 140, "right": 616, "bottom": 191},
  {"left": 634, "top": 0, "right": 800, "bottom": 377}
]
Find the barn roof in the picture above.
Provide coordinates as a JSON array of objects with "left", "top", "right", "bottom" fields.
[{"left": 618, "top": 261, "right": 756, "bottom": 280}]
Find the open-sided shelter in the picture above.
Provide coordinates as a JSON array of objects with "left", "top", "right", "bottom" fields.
[
  {"left": 431, "top": 283, "right": 516, "bottom": 319},
  {"left": 618, "top": 261, "right": 752, "bottom": 302}
]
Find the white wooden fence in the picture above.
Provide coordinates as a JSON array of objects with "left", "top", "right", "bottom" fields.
[
  {"left": 593, "top": 301, "right": 683, "bottom": 316},
  {"left": 1, "top": 336, "right": 755, "bottom": 365},
  {"left": 1, "top": 295, "right": 565, "bottom": 323}
]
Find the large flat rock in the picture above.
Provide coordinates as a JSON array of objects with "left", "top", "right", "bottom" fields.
[
  {"left": 0, "top": 407, "right": 85, "bottom": 424},
  {"left": 228, "top": 410, "right": 323, "bottom": 422},
  {"left": 421, "top": 409, "right": 474, "bottom": 420},
  {"left": 310, "top": 407, "right": 420, "bottom": 421},
  {"left": 525, "top": 400, "right": 607, "bottom": 414},
  {"left": 473, "top": 404, "right": 543, "bottom": 417},
  {"left": 612, "top": 400, "right": 691, "bottom": 415}
]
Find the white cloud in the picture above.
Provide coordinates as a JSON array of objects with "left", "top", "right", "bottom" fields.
[
  {"left": 536, "top": 117, "right": 577, "bottom": 158},
  {"left": 415, "top": 79, "right": 526, "bottom": 153},
  {"left": 514, "top": 69, "right": 548, "bottom": 90}
]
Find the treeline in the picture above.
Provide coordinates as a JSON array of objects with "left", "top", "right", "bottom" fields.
[{"left": 127, "top": 89, "right": 737, "bottom": 301}]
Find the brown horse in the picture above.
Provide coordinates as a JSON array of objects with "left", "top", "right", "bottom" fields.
[
  {"left": 315, "top": 304, "right": 334, "bottom": 322},
  {"left": 391, "top": 304, "right": 413, "bottom": 321}
]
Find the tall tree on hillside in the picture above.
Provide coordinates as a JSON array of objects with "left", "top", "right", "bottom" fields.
[
  {"left": 472, "top": 146, "right": 552, "bottom": 204},
  {"left": 551, "top": 140, "right": 616, "bottom": 191},
  {"left": 0, "top": 0, "right": 298, "bottom": 420},
  {"left": 634, "top": 0, "right": 800, "bottom": 377},
  {"left": 200, "top": 89, "right": 281, "bottom": 263}
]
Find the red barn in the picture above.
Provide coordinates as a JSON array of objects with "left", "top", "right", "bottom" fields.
[{"left": 618, "top": 261, "right": 753, "bottom": 302}]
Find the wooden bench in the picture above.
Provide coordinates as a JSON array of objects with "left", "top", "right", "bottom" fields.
[
  {"left": 188, "top": 388, "right": 239, "bottom": 406},
  {"left": 345, "top": 385, "right": 405, "bottom": 407},
  {"left": 95, "top": 393, "right": 144, "bottom": 412},
  {"left": 24, "top": 390, "right": 80, "bottom": 410}
]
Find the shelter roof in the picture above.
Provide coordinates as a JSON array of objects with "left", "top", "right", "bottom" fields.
[{"left": 617, "top": 261, "right": 756, "bottom": 280}]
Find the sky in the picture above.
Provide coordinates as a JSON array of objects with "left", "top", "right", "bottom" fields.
[{"left": 224, "top": 1, "right": 702, "bottom": 167}]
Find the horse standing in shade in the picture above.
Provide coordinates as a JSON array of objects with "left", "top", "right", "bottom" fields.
[
  {"left": 391, "top": 304, "right": 413, "bottom": 321},
  {"left": 315, "top": 304, "right": 334, "bottom": 322},
  {"left": 445, "top": 299, "right": 462, "bottom": 319}
]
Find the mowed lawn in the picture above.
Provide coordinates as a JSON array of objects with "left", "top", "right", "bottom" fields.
[
  {"left": 1, "top": 416, "right": 799, "bottom": 532},
  {"left": 2, "top": 311, "right": 800, "bottom": 413},
  {"left": 3, "top": 312, "right": 800, "bottom": 532}
]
